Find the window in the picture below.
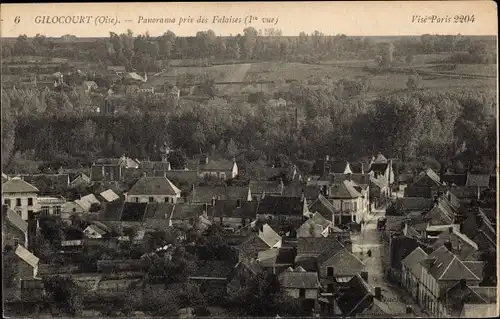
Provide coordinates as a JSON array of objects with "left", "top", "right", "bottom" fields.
[
  {"left": 54, "top": 206, "right": 61, "bottom": 216},
  {"left": 16, "top": 198, "right": 22, "bottom": 207},
  {"left": 149, "top": 197, "right": 154, "bottom": 203},
  {"left": 219, "top": 172, "right": 226, "bottom": 180},
  {"left": 28, "top": 198, "right": 33, "bottom": 206},
  {"left": 299, "top": 288, "right": 305, "bottom": 298},
  {"left": 13, "top": 237, "right": 20, "bottom": 246},
  {"left": 135, "top": 197, "right": 139, "bottom": 203},
  {"left": 327, "top": 267, "right": 334, "bottom": 277},
  {"left": 28, "top": 210, "right": 33, "bottom": 218},
  {"left": 72, "top": 208, "right": 76, "bottom": 213},
  {"left": 41, "top": 206, "right": 50, "bottom": 214},
  {"left": 164, "top": 197, "right": 169, "bottom": 203},
  {"left": 4, "top": 198, "right": 11, "bottom": 207}
]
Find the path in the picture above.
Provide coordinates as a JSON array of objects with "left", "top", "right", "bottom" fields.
[{"left": 351, "top": 208, "right": 429, "bottom": 317}]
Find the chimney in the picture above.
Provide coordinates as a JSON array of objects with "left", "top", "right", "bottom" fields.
[
  {"left": 204, "top": 155, "right": 209, "bottom": 164},
  {"left": 325, "top": 155, "right": 330, "bottom": 162},
  {"left": 374, "top": 287, "right": 382, "bottom": 300},
  {"left": 237, "top": 199, "right": 242, "bottom": 208},
  {"left": 444, "top": 240, "right": 452, "bottom": 251},
  {"left": 361, "top": 163, "right": 364, "bottom": 174},
  {"left": 211, "top": 197, "right": 216, "bottom": 206}
]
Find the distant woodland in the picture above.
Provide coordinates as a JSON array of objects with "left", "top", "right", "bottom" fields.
[{"left": 1, "top": 29, "right": 497, "bottom": 175}]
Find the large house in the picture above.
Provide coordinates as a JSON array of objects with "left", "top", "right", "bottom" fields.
[
  {"left": 405, "top": 168, "right": 444, "bottom": 198},
  {"left": 2, "top": 177, "right": 39, "bottom": 221},
  {"left": 323, "top": 180, "right": 368, "bottom": 224},
  {"left": 367, "top": 153, "right": 394, "bottom": 185},
  {"left": 278, "top": 266, "right": 320, "bottom": 312},
  {"left": 125, "top": 176, "right": 182, "bottom": 204},
  {"left": 191, "top": 155, "right": 238, "bottom": 180},
  {"left": 416, "top": 245, "right": 484, "bottom": 317}
]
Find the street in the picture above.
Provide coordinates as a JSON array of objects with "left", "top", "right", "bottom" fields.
[{"left": 351, "top": 207, "right": 428, "bottom": 317}]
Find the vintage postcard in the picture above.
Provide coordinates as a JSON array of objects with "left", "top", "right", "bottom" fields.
[{"left": 1, "top": 1, "right": 498, "bottom": 318}]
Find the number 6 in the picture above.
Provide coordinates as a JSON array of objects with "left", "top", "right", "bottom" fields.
[{"left": 14, "top": 16, "right": 20, "bottom": 24}]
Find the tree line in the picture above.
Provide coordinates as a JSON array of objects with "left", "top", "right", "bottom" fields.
[
  {"left": 2, "top": 83, "right": 496, "bottom": 175},
  {"left": 2, "top": 31, "right": 496, "bottom": 72}
]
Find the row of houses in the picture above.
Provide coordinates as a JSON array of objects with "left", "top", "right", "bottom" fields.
[{"left": 380, "top": 166, "right": 497, "bottom": 318}]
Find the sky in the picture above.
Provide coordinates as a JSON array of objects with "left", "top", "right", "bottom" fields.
[{"left": 1, "top": 2, "right": 497, "bottom": 38}]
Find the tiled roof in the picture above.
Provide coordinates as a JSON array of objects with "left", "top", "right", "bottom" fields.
[
  {"left": 395, "top": 197, "right": 434, "bottom": 212},
  {"left": 249, "top": 180, "right": 284, "bottom": 195},
  {"left": 257, "top": 248, "right": 296, "bottom": 267},
  {"left": 100, "top": 189, "right": 120, "bottom": 202},
  {"left": 189, "top": 186, "right": 250, "bottom": 203},
  {"left": 423, "top": 245, "right": 480, "bottom": 281},
  {"left": 336, "top": 274, "right": 373, "bottom": 316},
  {"left": 320, "top": 248, "right": 365, "bottom": 276},
  {"left": 120, "top": 202, "right": 148, "bottom": 222},
  {"left": 212, "top": 200, "right": 257, "bottom": 219},
  {"left": 308, "top": 194, "right": 336, "bottom": 219},
  {"left": 332, "top": 173, "right": 370, "bottom": 185},
  {"left": 431, "top": 228, "right": 478, "bottom": 260},
  {"left": 3, "top": 206, "right": 28, "bottom": 233},
  {"left": 369, "top": 175, "right": 388, "bottom": 189},
  {"left": 442, "top": 174, "right": 467, "bottom": 187},
  {"left": 297, "top": 219, "right": 325, "bottom": 237},
  {"left": 258, "top": 224, "right": 281, "bottom": 248},
  {"left": 414, "top": 168, "right": 441, "bottom": 186},
  {"left": 278, "top": 269, "right": 319, "bottom": 289},
  {"left": 424, "top": 200, "right": 455, "bottom": 225},
  {"left": 469, "top": 286, "right": 497, "bottom": 303},
  {"left": 15, "top": 245, "right": 39, "bottom": 268},
  {"left": 439, "top": 257, "right": 481, "bottom": 281},
  {"left": 2, "top": 178, "right": 39, "bottom": 193},
  {"left": 281, "top": 184, "right": 320, "bottom": 199},
  {"left": 171, "top": 204, "right": 207, "bottom": 220},
  {"left": 310, "top": 212, "right": 331, "bottom": 228},
  {"left": 199, "top": 158, "right": 234, "bottom": 171},
  {"left": 461, "top": 261, "right": 484, "bottom": 281},
  {"left": 255, "top": 196, "right": 305, "bottom": 216},
  {"left": 373, "top": 153, "right": 387, "bottom": 164},
  {"left": 127, "top": 176, "right": 181, "bottom": 196},
  {"left": 297, "top": 237, "right": 344, "bottom": 258},
  {"left": 398, "top": 173, "right": 414, "bottom": 183},
  {"left": 98, "top": 201, "right": 123, "bottom": 221},
  {"left": 237, "top": 234, "right": 270, "bottom": 257},
  {"left": 466, "top": 174, "right": 491, "bottom": 188},
  {"left": 162, "top": 170, "right": 199, "bottom": 186},
  {"left": 328, "top": 180, "right": 361, "bottom": 199},
  {"left": 401, "top": 247, "right": 428, "bottom": 278}
]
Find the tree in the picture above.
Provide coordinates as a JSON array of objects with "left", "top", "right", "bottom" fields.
[
  {"left": 168, "top": 150, "right": 187, "bottom": 170},
  {"left": 226, "top": 138, "right": 238, "bottom": 159},
  {"left": 42, "top": 276, "right": 83, "bottom": 316},
  {"left": 229, "top": 272, "right": 303, "bottom": 317},
  {"left": 123, "top": 226, "right": 138, "bottom": 242},
  {"left": 3, "top": 250, "right": 20, "bottom": 288}
]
